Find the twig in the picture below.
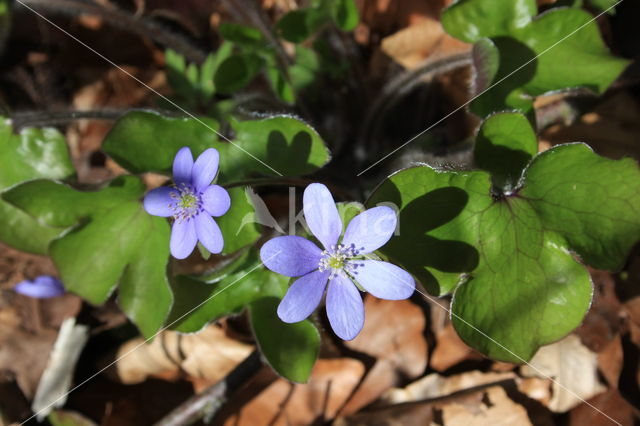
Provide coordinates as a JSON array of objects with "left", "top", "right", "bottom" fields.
[
  {"left": 11, "top": 109, "right": 127, "bottom": 129},
  {"left": 10, "top": 108, "right": 189, "bottom": 129},
  {"left": 154, "top": 350, "right": 262, "bottom": 426},
  {"left": 16, "top": 0, "right": 207, "bottom": 64}
]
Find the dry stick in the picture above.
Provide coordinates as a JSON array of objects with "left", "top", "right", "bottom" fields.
[
  {"left": 9, "top": 108, "right": 190, "bottom": 130},
  {"left": 355, "top": 52, "right": 473, "bottom": 164},
  {"left": 11, "top": 109, "right": 127, "bottom": 129},
  {"left": 154, "top": 350, "right": 262, "bottom": 426},
  {"left": 18, "top": 0, "right": 207, "bottom": 64}
]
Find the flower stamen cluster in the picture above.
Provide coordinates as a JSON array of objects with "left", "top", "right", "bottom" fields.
[
  {"left": 170, "top": 183, "right": 204, "bottom": 223},
  {"left": 318, "top": 243, "right": 365, "bottom": 278}
]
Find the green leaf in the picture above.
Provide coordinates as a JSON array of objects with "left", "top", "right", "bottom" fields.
[
  {"left": 103, "top": 110, "right": 331, "bottom": 183},
  {"left": 228, "top": 115, "right": 331, "bottom": 181},
  {"left": 367, "top": 143, "right": 640, "bottom": 361},
  {"left": 4, "top": 176, "right": 172, "bottom": 338},
  {"left": 277, "top": 8, "right": 329, "bottom": 43},
  {"left": 474, "top": 112, "right": 537, "bottom": 188},
  {"left": 216, "top": 187, "right": 261, "bottom": 255},
  {"left": 219, "top": 22, "right": 264, "bottom": 48},
  {"left": 588, "top": 0, "right": 618, "bottom": 14},
  {"left": 443, "top": 1, "right": 629, "bottom": 117},
  {"left": 168, "top": 250, "right": 288, "bottom": 333},
  {"left": 214, "top": 52, "right": 264, "bottom": 95},
  {"left": 249, "top": 296, "right": 320, "bottom": 383},
  {"left": 49, "top": 410, "right": 97, "bottom": 426},
  {"left": 266, "top": 64, "right": 295, "bottom": 104},
  {"left": 0, "top": 121, "right": 74, "bottom": 253},
  {"left": 330, "top": 0, "right": 359, "bottom": 31},
  {"left": 521, "top": 143, "right": 640, "bottom": 271},
  {"left": 102, "top": 111, "right": 221, "bottom": 176},
  {"left": 118, "top": 216, "right": 172, "bottom": 339},
  {"left": 442, "top": 0, "right": 537, "bottom": 43}
]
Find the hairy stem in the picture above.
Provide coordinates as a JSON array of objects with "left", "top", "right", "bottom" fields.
[
  {"left": 153, "top": 350, "right": 261, "bottom": 426},
  {"left": 17, "top": 0, "right": 207, "bottom": 64},
  {"left": 356, "top": 51, "right": 473, "bottom": 163}
]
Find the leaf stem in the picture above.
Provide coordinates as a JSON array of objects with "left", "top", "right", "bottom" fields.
[{"left": 153, "top": 350, "right": 261, "bottom": 426}]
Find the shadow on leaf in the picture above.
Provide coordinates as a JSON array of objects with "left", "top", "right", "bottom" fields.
[{"left": 380, "top": 185, "right": 479, "bottom": 295}]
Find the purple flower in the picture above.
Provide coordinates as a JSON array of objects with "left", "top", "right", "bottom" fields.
[
  {"left": 143, "top": 147, "right": 231, "bottom": 259},
  {"left": 14, "top": 276, "right": 65, "bottom": 298},
  {"left": 260, "top": 183, "right": 415, "bottom": 340}
]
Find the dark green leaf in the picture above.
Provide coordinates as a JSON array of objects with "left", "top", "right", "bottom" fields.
[
  {"left": 474, "top": 112, "right": 537, "bottom": 188},
  {"left": 443, "top": 1, "right": 629, "bottom": 117},
  {"left": 216, "top": 187, "right": 261, "bottom": 255},
  {"left": 442, "top": 0, "right": 537, "bottom": 43},
  {"left": 367, "top": 143, "right": 640, "bottom": 361},
  {"left": 0, "top": 121, "right": 74, "bottom": 254},
  {"left": 103, "top": 111, "right": 331, "bottom": 182},
  {"left": 214, "top": 53, "right": 264, "bottom": 95},
  {"left": 277, "top": 8, "right": 329, "bottom": 43},
  {"left": 249, "top": 297, "right": 320, "bottom": 383}
]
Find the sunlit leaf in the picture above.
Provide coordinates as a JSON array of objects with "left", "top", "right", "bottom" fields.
[
  {"left": 3, "top": 176, "right": 172, "bottom": 338},
  {"left": 0, "top": 120, "right": 74, "bottom": 254}
]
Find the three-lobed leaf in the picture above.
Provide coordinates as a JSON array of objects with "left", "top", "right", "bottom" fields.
[
  {"left": 368, "top": 115, "right": 640, "bottom": 361},
  {"left": 442, "top": 0, "right": 629, "bottom": 118},
  {"left": 3, "top": 176, "right": 172, "bottom": 339}
]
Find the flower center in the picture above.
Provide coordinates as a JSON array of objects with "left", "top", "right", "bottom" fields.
[
  {"left": 170, "top": 183, "right": 203, "bottom": 222},
  {"left": 318, "top": 243, "right": 364, "bottom": 278}
]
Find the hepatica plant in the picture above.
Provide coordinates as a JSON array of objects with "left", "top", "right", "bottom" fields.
[
  {"left": 260, "top": 183, "right": 415, "bottom": 340},
  {"left": 1, "top": 0, "right": 639, "bottom": 385}
]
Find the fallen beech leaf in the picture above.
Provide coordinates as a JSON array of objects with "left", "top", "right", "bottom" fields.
[
  {"left": 110, "top": 324, "right": 253, "bottom": 385},
  {"left": 521, "top": 334, "right": 606, "bottom": 413},
  {"left": 517, "top": 377, "right": 552, "bottom": 407},
  {"left": 345, "top": 296, "right": 427, "bottom": 378},
  {"left": 431, "top": 323, "right": 482, "bottom": 371},
  {"left": 440, "top": 386, "right": 532, "bottom": 426},
  {"left": 380, "top": 18, "right": 447, "bottom": 69},
  {"left": 339, "top": 296, "right": 428, "bottom": 413},
  {"left": 597, "top": 334, "right": 623, "bottom": 388},
  {"left": 569, "top": 388, "right": 634, "bottom": 426},
  {"left": 0, "top": 302, "right": 57, "bottom": 399},
  {"left": 575, "top": 270, "right": 621, "bottom": 353},
  {"left": 383, "top": 370, "right": 516, "bottom": 404},
  {"left": 223, "top": 358, "right": 365, "bottom": 426}
]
